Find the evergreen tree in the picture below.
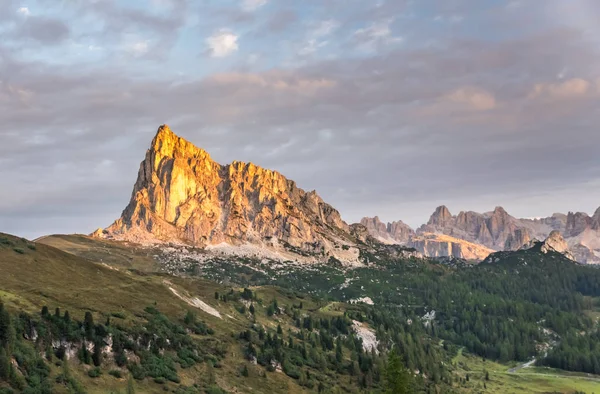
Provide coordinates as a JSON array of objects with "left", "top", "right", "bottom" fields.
[
  {"left": 84, "top": 311, "right": 94, "bottom": 340},
  {"left": 0, "top": 347, "right": 10, "bottom": 380},
  {"left": 0, "top": 303, "right": 10, "bottom": 348},
  {"left": 385, "top": 350, "right": 410, "bottom": 394}
]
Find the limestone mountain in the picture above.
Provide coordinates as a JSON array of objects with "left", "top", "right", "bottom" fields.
[
  {"left": 418, "top": 206, "right": 522, "bottom": 250},
  {"left": 359, "top": 216, "right": 415, "bottom": 244},
  {"left": 360, "top": 205, "right": 600, "bottom": 264},
  {"left": 96, "top": 125, "right": 358, "bottom": 261}
]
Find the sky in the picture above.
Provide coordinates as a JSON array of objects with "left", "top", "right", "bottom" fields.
[{"left": 1, "top": 0, "right": 600, "bottom": 240}]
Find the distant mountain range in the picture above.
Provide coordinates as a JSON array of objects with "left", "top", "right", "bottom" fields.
[{"left": 361, "top": 205, "right": 600, "bottom": 263}]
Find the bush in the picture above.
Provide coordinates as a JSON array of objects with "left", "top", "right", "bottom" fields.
[
  {"left": 88, "top": 367, "right": 102, "bottom": 378},
  {"left": 128, "top": 363, "right": 146, "bottom": 380},
  {"left": 13, "top": 248, "right": 25, "bottom": 255},
  {"left": 109, "top": 370, "right": 123, "bottom": 378},
  {"left": 206, "top": 386, "right": 227, "bottom": 394}
]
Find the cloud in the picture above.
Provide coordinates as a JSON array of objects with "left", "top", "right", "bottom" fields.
[
  {"left": 313, "top": 20, "right": 340, "bottom": 38},
  {"left": 17, "top": 7, "right": 30, "bottom": 16},
  {"left": 353, "top": 19, "right": 402, "bottom": 52},
  {"left": 206, "top": 72, "right": 336, "bottom": 95},
  {"left": 529, "top": 78, "right": 594, "bottom": 100},
  {"left": 445, "top": 87, "right": 497, "bottom": 110},
  {"left": 125, "top": 40, "right": 151, "bottom": 57},
  {"left": 206, "top": 29, "right": 239, "bottom": 57},
  {"left": 17, "top": 16, "right": 70, "bottom": 44},
  {"left": 241, "top": 0, "right": 267, "bottom": 12}
]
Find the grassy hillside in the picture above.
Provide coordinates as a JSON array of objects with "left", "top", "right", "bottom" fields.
[
  {"left": 3, "top": 233, "right": 600, "bottom": 393},
  {"left": 0, "top": 233, "right": 395, "bottom": 393}
]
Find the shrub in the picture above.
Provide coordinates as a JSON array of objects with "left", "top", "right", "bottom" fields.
[
  {"left": 88, "top": 367, "right": 102, "bottom": 378},
  {"left": 109, "top": 370, "right": 123, "bottom": 378}
]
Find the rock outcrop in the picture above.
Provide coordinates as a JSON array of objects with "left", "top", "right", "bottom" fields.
[
  {"left": 409, "top": 233, "right": 494, "bottom": 261},
  {"left": 539, "top": 231, "right": 575, "bottom": 260},
  {"left": 99, "top": 125, "right": 357, "bottom": 258},
  {"left": 359, "top": 217, "right": 414, "bottom": 244}
]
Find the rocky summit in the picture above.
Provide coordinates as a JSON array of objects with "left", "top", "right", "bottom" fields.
[
  {"left": 359, "top": 216, "right": 414, "bottom": 244},
  {"left": 96, "top": 125, "right": 359, "bottom": 261}
]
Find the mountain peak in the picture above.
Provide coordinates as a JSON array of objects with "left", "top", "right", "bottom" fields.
[
  {"left": 99, "top": 125, "right": 354, "bottom": 262},
  {"left": 428, "top": 205, "right": 453, "bottom": 226},
  {"left": 149, "top": 124, "right": 212, "bottom": 162},
  {"left": 493, "top": 206, "right": 507, "bottom": 214}
]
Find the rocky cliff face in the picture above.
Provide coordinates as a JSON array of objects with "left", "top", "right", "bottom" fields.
[
  {"left": 504, "top": 228, "right": 532, "bottom": 251},
  {"left": 359, "top": 217, "right": 414, "bottom": 244},
  {"left": 409, "top": 233, "right": 494, "bottom": 261},
  {"left": 418, "top": 206, "right": 520, "bottom": 250},
  {"left": 98, "top": 125, "right": 357, "bottom": 259}
]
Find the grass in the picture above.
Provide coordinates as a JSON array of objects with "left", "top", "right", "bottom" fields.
[
  {"left": 36, "top": 234, "right": 162, "bottom": 272},
  {"left": 452, "top": 347, "right": 600, "bottom": 393}
]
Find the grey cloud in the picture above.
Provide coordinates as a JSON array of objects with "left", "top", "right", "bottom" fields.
[
  {"left": 15, "top": 16, "right": 70, "bottom": 44},
  {"left": 265, "top": 9, "right": 297, "bottom": 33},
  {"left": 1, "top": 2, "right": 600, "bottom": 238}
]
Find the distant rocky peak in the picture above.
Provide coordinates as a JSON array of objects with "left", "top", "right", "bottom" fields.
[
  {"left": 428, "top": 205, "right": 453, "bottom": 226},
  {"left": 493, "top": 206, "right": 507, "bottom": 215},
  {"left": 540, "top": 230, "right": 575, "bottom": 260},
  {"left": 592, "top": 207, "right": 600, "bottom": 229},
  {"left": 359, "top": 216, "right": 414, "bottom": 244}
]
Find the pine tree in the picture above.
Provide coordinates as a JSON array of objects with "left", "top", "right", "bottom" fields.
[
  {"left": 84, "top": 311, "right": 95, "bottom": 340},
  {"left": 242, "top": 364, "right": 249, "bottom": 377},
  {"left": 0, "top": 347, "right": 10, "bottom": 380},
  {"left": 0, "top": 303, "right": 10, "bottom": 348},
  {"left": 385, "top": 349, "right": 410, "bottom": 394},
  {"left": 92, "top": 340, "right": 103, "bottom": 366}
]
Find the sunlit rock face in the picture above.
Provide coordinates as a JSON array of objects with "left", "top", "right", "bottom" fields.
[
  {"left": 408, "top": 233, "right": 494, "bottom": 261},
  {"left": 539, "top": 231, "right": 575, "bottom": 260},
  {"left": 102, "top": 125, "right": 352, "bottom": 253}
]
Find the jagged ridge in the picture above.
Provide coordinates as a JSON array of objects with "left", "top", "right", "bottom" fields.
[{"left": 99, "top": 125, "right": 356, "bottom": 258}]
